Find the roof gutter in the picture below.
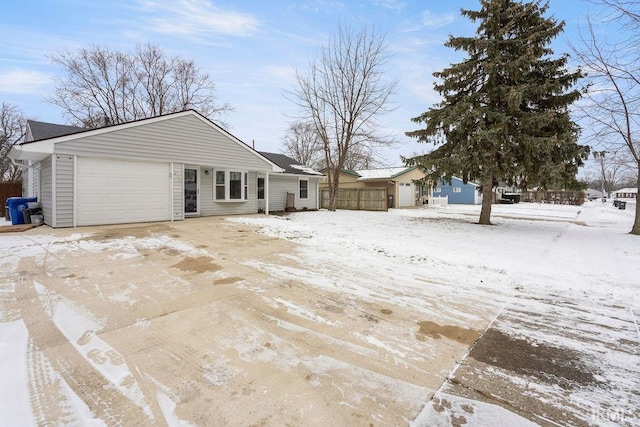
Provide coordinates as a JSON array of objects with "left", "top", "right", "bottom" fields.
[{"left": 11, "top": 156, "right": 40, "bottom": 171}]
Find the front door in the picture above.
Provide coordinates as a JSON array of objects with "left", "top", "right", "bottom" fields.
[{"left": 184, "top": 167, "right": 199, "bottom": 215}]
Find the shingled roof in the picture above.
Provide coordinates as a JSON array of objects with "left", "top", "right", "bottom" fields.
[
  {"left": 26, "top": 120, "right": 86, "bottom": 142},
  {"left": 258, "top": 152, "right": 323, "bottom": 176}
]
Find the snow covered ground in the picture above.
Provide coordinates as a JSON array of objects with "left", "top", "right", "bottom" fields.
[
  {"left": 1, "top": 200, "right": 638, "bottom": 426},
  {"left": 230, "top": 200, "right": 640, "bottom": 426}
]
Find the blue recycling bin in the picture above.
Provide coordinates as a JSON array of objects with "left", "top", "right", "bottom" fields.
[{"left": 6, "top": 197, "right": 37, "bottom": 225}]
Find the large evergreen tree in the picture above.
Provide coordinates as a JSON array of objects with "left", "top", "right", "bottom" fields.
[{"left": 406, "top": 0, "right": 589, "bottom": 225}]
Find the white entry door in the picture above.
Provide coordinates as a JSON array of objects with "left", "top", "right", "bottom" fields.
[{"left": 76, "top": 158, "right": 171, "bottom": 226}]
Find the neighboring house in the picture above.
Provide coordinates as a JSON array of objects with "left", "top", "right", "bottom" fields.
[
  {"left": 257, "top": 152, "right": 324, "bottom": 212},
  {"left": 585, "top": 188, "right": 604, "bottom": 200},
  {"left": 320, "top": 167, "right": 425, "bottom": 208},
  {"left": 612, "top": 188, "right": 638, "bottom": 199},
  {"left": 432, "top": 177, "right": 483, "bottom": 205},
  {"left": 9, "top": 110, "right": 285, "bottom": 227}
]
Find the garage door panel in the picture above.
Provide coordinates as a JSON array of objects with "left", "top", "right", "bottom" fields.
[{"left": 77, "top": 158, "right": 171, "bottom": 226}]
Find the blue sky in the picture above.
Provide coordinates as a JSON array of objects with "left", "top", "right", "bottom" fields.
[{"left": 0, "top": 0, "right": 611, "bottom": 166}]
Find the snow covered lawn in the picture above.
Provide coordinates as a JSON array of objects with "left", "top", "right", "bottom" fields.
[{"left": 231, "top": 201, "right": 640, "bottom": 426}]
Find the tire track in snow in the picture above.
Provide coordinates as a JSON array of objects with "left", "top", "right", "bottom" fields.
[
  {"left": 26, "top": 336, "right": 79, "bottom": 425},
  {"left": 16, "top": 260, "right": 156, "bottom": 426}
]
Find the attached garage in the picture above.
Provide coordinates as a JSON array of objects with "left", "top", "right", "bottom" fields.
[{"left": 76, "top": 158, "right": 171, "bottom": 226}]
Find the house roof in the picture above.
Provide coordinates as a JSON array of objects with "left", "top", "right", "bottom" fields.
[
  {"left": 613, "top": 188, "right": 638, "bottom": 193},
  {"left": 341, "top": 169, "right": 361, "bottom": 177},
  {"left": 444, "top": 176, "right": 480, "bottom": 187},
  {"left": 26, "top": 120, "right": 85, "bottom": 142},
  {"left": 258, "top": 152, "right": 323, "bottom": 176},
  {"left": 355, "top": 167, "right": 418, "bottom": 181}
]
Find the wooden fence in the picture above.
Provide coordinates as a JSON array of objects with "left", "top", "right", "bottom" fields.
[
  {"left": 520, "top": 190, "right": 585, "bottom": 206},
  {"left": 320, "top": 187, "right": 388, "bottom": 211},
  {"left": 1, "top": 181, "right": 22, "bottom": 217}
]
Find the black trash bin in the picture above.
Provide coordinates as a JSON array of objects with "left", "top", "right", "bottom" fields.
[
  {"left": 388, "top": 194, "right": 394, "bottom": 209},
  {"left": 613, "top": 200, "right": 619, "bottom": 207},
  {"left": 619, "top": 201, "right": 627, "bottom": 210}
]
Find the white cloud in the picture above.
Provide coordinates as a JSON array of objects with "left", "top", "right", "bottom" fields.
[
  {"left": 373, "top": 0, "right": 406, "bottom": 10},
  {"left": 0, "top": 69, "right": 51, "bottom": 94},
  {"left": 136, "top": 0, "right": 260, "bottom": 37},
  {"left": 420, "top": 10, "right": 455, "bottom": 28}
]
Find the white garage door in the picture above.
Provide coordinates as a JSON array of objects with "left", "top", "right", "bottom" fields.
[
  {"left": 398, "top": 182, "right": 413, "bottom": 207},
  {"left": 77, "top": 158, "right": 171, "bottom": 226}
]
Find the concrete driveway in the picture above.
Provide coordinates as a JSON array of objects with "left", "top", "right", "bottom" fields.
[{"left": 1, "top": 217, "right": 477, "bottom": 426}]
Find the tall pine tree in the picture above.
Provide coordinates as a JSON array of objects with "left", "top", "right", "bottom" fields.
[{"left": 406, "top": 0, "right": 589, "bottom": 225}]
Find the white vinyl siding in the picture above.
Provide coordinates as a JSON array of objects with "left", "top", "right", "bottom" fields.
[
  {"left": 55, "top": 114, "right": 272, "bottom": 171},
  {"left": 172, "top": 163, "right": 184, "bottom": 220},
  {"left": 30, "top": 166, "right": 40, "bottom": 199},
  {"left": 55, "top": 155, "right": 74, "bottom": 227},
  {"left": 22, "top": 167, "right": 29, "bottom": 198},
  {"left": 40, "top": 156, "right": 52, "bottom": 226},
  {"left": 268, "top": 175, "right": 319, "bottom": 211}
]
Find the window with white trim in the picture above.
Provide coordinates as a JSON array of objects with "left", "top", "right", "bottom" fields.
[
  {"left": 299, "top": 179, "right": 309, "bottom": 199},
  {"left": 215, "top": 171, "right": 225, "bottom": 199},
  {"left": 257, "top": 178, "right": 265, "bottom": 200},
  {"left": 214, "top": 170, "right": 248, "bottom": 201},
  {"left": 433, "top": 187, "right": 441, "bottom": 193},
  {"left": 453, "top": 187, "right": 462, "bottom": 193}
]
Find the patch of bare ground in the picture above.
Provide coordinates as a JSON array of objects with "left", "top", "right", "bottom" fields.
[
  {"left": 437, "top": 326, "right": 609, "bottom": 426},
  {"left": 469, "top": 328, "right": 601, "bottom": 389},
  {"left": 86, "top": 223, "right": 174, "bottom": 240},
  {"left": 417, "top": 321, "right": 480, "bottom": 346},
  {"left": 171, "top": 256, "right": 222, "bottom": 273}
]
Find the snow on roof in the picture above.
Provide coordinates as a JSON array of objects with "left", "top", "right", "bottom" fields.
[
  {"left": 355, "top": 167, "right": 412, "bottom": 181},
  {"left": 613, "top": 188, "right": 637, "bottom": 193},
  {"left": 289, "top": 164, "right": 324, "bottom": 175}
]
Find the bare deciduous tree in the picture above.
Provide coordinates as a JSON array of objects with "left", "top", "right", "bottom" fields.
[
  {"left": 282, "top": 120, "right": 380, "bottom": 171},
  {"left": 48, "top": 43, "right": 232, "bottom": 128},
  {"left": 591, "top": 150, "right": 635, "bottom": 197},
  {"left": 281, "top": 121, "right": 325, "bottom": 170},
  {"left": 286, "top": 24, "right": 398, "bottom": 210},
  {"left": 341, "top": 144, "right": 378, "bottom": 170},
  {"left": 573, "top": 4, "right": 640, "bottom": 234},
  {"left": 0, "top": 103, "right": 28, "bottom": 182}
]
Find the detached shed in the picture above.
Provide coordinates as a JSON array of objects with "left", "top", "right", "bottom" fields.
[{"left": 9, "top": 110, "right": 283, "bottom": 227}]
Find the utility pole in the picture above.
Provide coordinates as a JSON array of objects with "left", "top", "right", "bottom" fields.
[{"left": 593, "top": 151, "right": 608, "bottom": 201}]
